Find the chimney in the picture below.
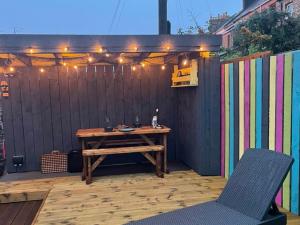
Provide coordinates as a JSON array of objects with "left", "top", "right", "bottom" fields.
[
  {"left": 159, "top": 0, "right": 171, "bottom": 34},
  {"left": 243, "top": 0, "right": 255, "bottom": 10}
]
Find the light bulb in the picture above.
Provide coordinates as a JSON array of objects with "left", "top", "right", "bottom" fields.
[
  {"left": 132, "top": 66, "right": 136, "bottom": 71},
  {"left": 183, "top": 59, "right": 188, "bottom": 66},
  {"left": 88, "top": 57, "right": 93, "bottom": 62},
  {"left": 63, "top": 62, "right": 67, "bottom": 66},
  {"left": 105, "top": 53, "right": 110, "bottom": 57},
  {"left": 119, "top": 57, "right": 124, "bottom": 63},
  {"left": 161, "top": 65, "right": 166, "bottom": 70},
  {"left": 99, "top": 47, "right": 103, "bottom": 53},
  {"left": 64, "top": 47, "right": 69, "bottom": 52},
  {"left": 9, "top": 67, "right": 15, "bottom": 72},
  {"left": 40, "top": 68, "right": 45, "bottom": 73},
  {"left": 141, "top": 63, "right": 145, "bottom": 68},
  {"left": 74, "top": 65, "right": 78, "bottom": 69},
  {"left": 199, "top": 47, "right": 203, "bottom": 51}
]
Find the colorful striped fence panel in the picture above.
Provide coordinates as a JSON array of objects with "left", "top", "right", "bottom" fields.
[
  {"left": 282, "top": 52, "right": 292, "bottom": 211},
  {"left": 250, "top": 59, "right": 256, "bottom": 148},
  {"left": 220, "top": 50, "right": 300, "bottom": 215},
  {"left": 221, "top": 64, "right": 225, "bottom": 177},
  {"left": 244, "top": 60, "right": 250, "bottom": 150},
  {"left": 255, "top": 58, "right": 263, "bottom": 148},
  {"left": 229, "top": 64, "right": 234, "bottom": 176},
  {"left": 269, "top": 56, "right": 276, "bottom": 150},
  {"left": 291, "top": 51, "right": 300, "bottom": 215},
  {"left": 224, "top": 64, "right": 229, "bottom": 179},
  {"left": 239, "top": 61, "right": 245, "bottom": 159}
]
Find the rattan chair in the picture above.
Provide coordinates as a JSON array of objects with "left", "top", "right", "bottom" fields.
[{"left": 126, "top": 149, "right": 294, "bottom": 225}]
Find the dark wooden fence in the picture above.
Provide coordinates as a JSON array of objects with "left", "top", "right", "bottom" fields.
[
  {"left": 2, "top": 65, "right": 177, "bottom": 172},
  {"left": 2, "top": 57, "right": 221, "bottom": 176}
]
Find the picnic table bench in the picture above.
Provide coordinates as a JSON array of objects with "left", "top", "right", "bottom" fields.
[{"left": 76, "top": 126, "right": 171, "bottom": 184}]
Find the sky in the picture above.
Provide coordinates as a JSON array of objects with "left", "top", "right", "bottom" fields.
[{"left": 0, "top": 0, "right": 242, "bottom": 35}]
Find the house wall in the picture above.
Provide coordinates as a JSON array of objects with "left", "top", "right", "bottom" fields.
[{"left": 221, "top": 50, "right": 300, "bottom": 215}]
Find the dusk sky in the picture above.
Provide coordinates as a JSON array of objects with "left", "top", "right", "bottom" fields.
[{"left": 1, "top": 0, "right": 242, "bottom": 35}]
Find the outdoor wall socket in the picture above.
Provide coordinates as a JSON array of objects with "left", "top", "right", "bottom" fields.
[{"left": 12, "top": 155, "right": 24, "bottom": 167}]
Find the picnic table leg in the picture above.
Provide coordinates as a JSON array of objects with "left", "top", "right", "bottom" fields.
[
  {"left": 81, "top": 139, "right": 87, "bottom": 181},
  {"left": 162, "top": 134, "right": 169, "bottom": 174},
  {"left": 82, "top": 156, "right": 87, "bottom": 181},
  {"left": 86, "top": 157, "right": 92, "bottom": 185},
  {"left": 156, "top": 151, "right": 164, "bottom": 178}
]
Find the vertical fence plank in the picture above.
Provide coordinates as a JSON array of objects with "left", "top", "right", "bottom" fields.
[
  {"left": 250, "top": 59, "right": 256, "bottom": 148},
  {"left": 58, "top": 67, "right": 72, "bottom": 152},
  {"left": 283, "top": 52, "right": 293, "bottom": 211},
  {"left": 275, "top": 54, "right": 284, "bottom": 205},
  {"left": 19, "top": 69, "right": 36, "bottom": 171},
  {"left": 291, "top": 51, "right": 300, "bottom": 215},
  {"left": 2, "top": 77, "right": 16, "bottom": 172},
  {"left": 224, "top": 64, "right": 229, "bottom": 179},
  {"left": 221, "top": 64, "right": 225, "bottom": 176},
  {"left": 239, "top": 61, "right": 244, "bottom": 159},
  {"left": 255, "top": 58, "right": 263, "bottom": 148},
  {"left": 49, "top": 67, "right": 63, "bottom": 151},
  {"left": 229, "top": 63, "right": 234, "bottom": 175},
  {"left": 68, "top": 67, "right": 81, "bottom": 149},
  {"left": 233, "top": 62, "right": 239, "bottom": 168},
  {"left": 269, "top": 56, "right": 277, "bottom": 150},
  {"left": 262, "top": 56, "right": 270, "bottom": 149},
  {"left": 10, "top": 75, "right": 26, "bottom": 172},
  {"left": 29, "top": 68, "right": 44, "bottom": 171},
  {"left": 87, "top": 66, "right": 99, "bottom": 128},
  {"left": 96, "top": 66, "right": 107, "bottom": 128},
  {"left": 244, "top": 60, "right": 250, "bottom": 150}
]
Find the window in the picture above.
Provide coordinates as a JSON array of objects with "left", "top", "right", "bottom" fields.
[{"left": 286, "top": 2, "right": 294, "bottom": 15}]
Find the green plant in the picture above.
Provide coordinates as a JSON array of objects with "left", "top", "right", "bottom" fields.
[{"left": 222, "top": 9, "right": 300, "bottom": 60}]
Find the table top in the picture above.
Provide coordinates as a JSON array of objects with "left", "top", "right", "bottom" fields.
[{"left": 76, "top": 126, "right": 171, "bottom": 138}]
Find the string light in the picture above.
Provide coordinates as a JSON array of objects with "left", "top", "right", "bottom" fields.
[
  {"left": 99, "top": 47, "right": 104, "bottom": 53},
  {"left": 199, "top": 46, "right": 203, "bottom": 51},
  {"left": 132, "top": 65, "right": 136, "bottom": 71},
  {"left": 183, "top": 59, "right": 188, "bottom": 66},
  {"left": 141, "top": 62, "right": 145, "bottom": 68},
  {"left": 28, "top": 48, "right": 34, "bottom": 54},
  {"left": 64, "top": 47, "right": 69, "bottom": 52},
  {"left": 133, "top": 46, "right": 138, "bottom": 51},
  {"left": 9, "top": 67, "right": 15, "bottom": 72},
  {"left": 39, "top": 68, "right": 45, "bottom": 73},
  {"left": 165, "top": 45, "right": 171, "bottom": 51},
  {"left": 161, "top": 65, "right": 166, "bottom": 70},
  {"left": 119, "top": 57, "right": 124, "bottom": 63},
  {"left": 63, "top": 62, "right": 67, "bottom": 66},
  {"left": 105, "top": 53, "right": 110, "bottom": 57},
  {"left": 74, "top": 65, "right": 78, "bottom": 70},
  {"left": 88, "top": 57, "right": 94, "bottom": 63}
]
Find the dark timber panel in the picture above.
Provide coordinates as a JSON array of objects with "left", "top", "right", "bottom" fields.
[
  {"left": 176, "top": 57, "right": 221, "bottom": 175},
  {"left": 2, "top": 65, "right": 180, "bottom": 172}
]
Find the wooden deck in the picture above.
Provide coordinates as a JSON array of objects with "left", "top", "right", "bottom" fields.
[
  {"left": 0, "top": 171, "right": 299, "bottom": 225},
  {"left": 0, "top": 200, "right": 42, "bottom": 225}
]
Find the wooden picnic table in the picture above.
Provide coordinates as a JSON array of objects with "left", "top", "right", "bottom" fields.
[{"left": 76, "top": 126, "right": 171, "bottom": 183}]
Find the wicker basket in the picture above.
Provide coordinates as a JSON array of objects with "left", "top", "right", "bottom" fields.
[{"left": 41, "top": 151, "right": 67, "bottom": 174}]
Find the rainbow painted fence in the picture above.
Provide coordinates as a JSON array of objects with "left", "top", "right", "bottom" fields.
[{"left": 221, "top": 51, "right": 300, "bottom": 215}]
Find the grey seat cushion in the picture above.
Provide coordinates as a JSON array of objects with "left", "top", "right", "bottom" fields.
[{"left": 126, "top": 201, "right": 260, "bottom": 225}]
